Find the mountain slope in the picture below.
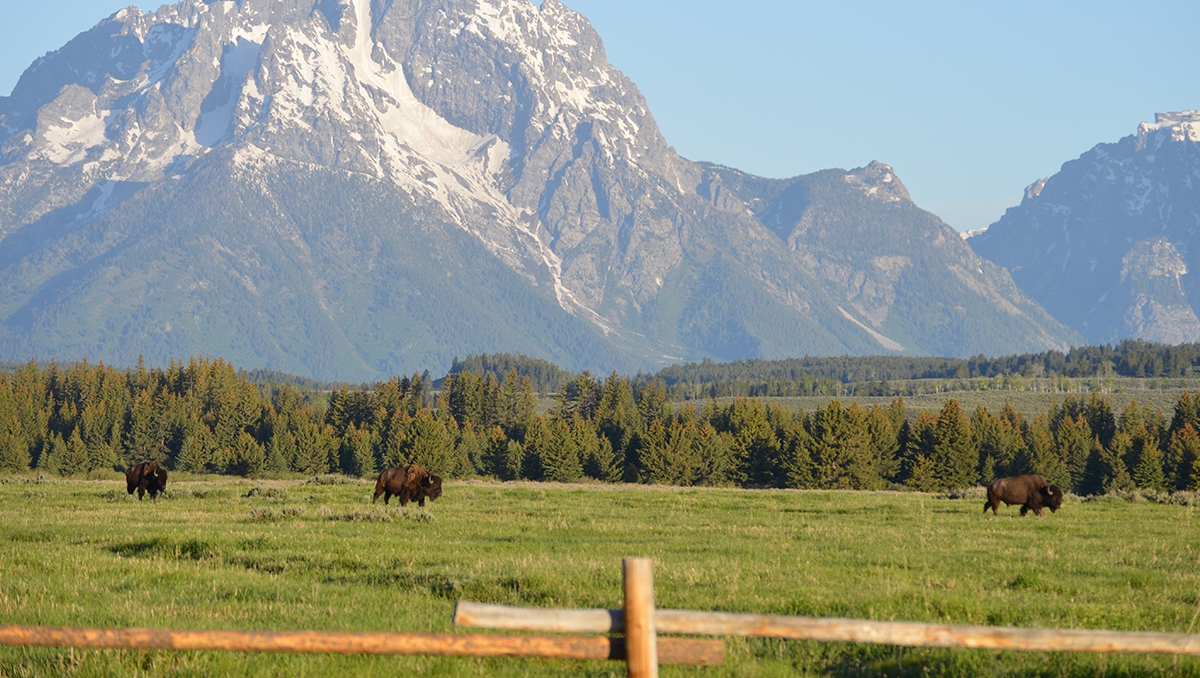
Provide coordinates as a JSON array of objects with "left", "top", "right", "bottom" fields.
[
  {"left": 970, "top": 112, "right": 1200, "bottom": 345},
  {"left": 701, "top": 161, "right": 1081, "bottom": 357},
  {"left": 0, "top": 0, "right": 1079, "bottom": 380}
]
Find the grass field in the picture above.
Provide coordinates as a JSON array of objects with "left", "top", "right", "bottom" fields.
[{"left": 1, "top": 475, "right": 1199, "bottom": 677}]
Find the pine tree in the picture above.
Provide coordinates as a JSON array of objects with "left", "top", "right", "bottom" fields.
[
  {"left": 1055, "top": 415, "right": 1092, "bottom": 494},
  {"left": 900, "top": 411, "right": 937, "bottom": 486},
  {"left": 1132, "top": 436, "right": 1166, "bottom": 491},
  {"left": 595, "top": 373, "right": 641, "bottom": 481},
  {"left": 292, "top": 421, "right": 336, "bottom": 474},
  {"left": 581, "top": 424, "right": 621, "bottom": 482},
  {"left": 692, "top": 424, "right": 734, "bottom": 487},
  {"left": 1170, "top": 392, "right": 1200, "bottom": 437},
  {"left": 405, "top": 411, "right": 463, "bottom": 477},
  {"left": 1026, "top": 416, "right": 1069, "bottom": 489},
  {"left": 0, "top": 386, "right": 31, "bottom": 473},
  {"left": 541, "top": 420, "right": 582, "bottom": 483},
  {"left": 1164, "top": 425, "right": 1200, "bottom": 491},
  {"left": 1102, "top": 433, "right": 1135, "bottom": 494},
  {"left": 780, "top": 423, "right": 813, "bottom": 489},
  {"left": 807, "top": 400, "right": 874, "bottom": 489},
  {"left": 229, "top": 431, "right": 266, "bottom": 476},
  {"left": 54, "top": 429, "right": 89, "bottom": 477},
  {"left": 930, "top": 400, "right": 976, "bottom": 490},
  {"left": 339, "top": 423, "right": 376, "bottom": 478},
  {"left": 1084, "top": 394, "right": 1117, "bottom": 450},
  {"left": 635, "top": 380, "right": 672, "bottom": 427}
]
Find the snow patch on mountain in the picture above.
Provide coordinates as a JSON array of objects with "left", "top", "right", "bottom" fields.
[{"left": 40, "top": 111, "right": 108, "bottom": 164}]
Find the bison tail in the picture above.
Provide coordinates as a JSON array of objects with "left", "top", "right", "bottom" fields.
[{"left": 983, "top": 500, "right": 992, "bottom": 514}]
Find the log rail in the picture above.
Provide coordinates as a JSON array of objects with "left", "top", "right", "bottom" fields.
[{"left": 454, "top": 601, "right": 1200, "bottom": 656}]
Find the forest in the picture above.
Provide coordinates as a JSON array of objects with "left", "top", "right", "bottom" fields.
[
  {"left": 652, "top": 339, "right": 1200, "bottom": 399},
  {"left": 0, "top": 355, "right": 1197, "bottom": 495}
]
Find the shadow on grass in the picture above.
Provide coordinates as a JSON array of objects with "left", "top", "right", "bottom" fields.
[{"left": 747, "top": 639, "right": 1199, "bottom": 677}]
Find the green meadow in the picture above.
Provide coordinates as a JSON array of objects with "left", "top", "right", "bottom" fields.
[{"left": 1, "top": 476, "right": 1199, "bottom": 677}]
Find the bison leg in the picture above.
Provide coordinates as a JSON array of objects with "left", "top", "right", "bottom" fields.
[
  {"left": 1019, "top": 504, "right": 1029, "bottom": 516},
  {"left": 418, "top": 497, "right": 426, "bottom": 507},
  {"left": 137, "top": 486, "right": 145, "bottom": 500},
  {"left": 983, "top": 500, "right": 993, "bottom": 514}
]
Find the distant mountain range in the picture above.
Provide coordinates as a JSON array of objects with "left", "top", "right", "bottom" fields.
[
  {"left": 0, "top": 0, "right": 1078, "bottom": 381},
  {"left": 970, "top": 111, "right": 1200, "bottom": 346}
]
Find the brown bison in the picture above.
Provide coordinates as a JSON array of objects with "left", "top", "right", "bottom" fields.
[
  {"left": 126, "top": 461, "right": 168, "bottom": 501},
  {"left": 983, "top": 474, "right": 1063, "bottom": 516},
  {"left": 373, "top": 465, "right": 443, "bottom": 507}
]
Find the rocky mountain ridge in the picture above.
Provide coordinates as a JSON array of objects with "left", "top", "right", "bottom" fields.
[
  {"left": 969, "top": 111, "right": 1200, "bottom": 346},
  {"left": 0, "top": 0, "right": 1078, "bottom": 380}
]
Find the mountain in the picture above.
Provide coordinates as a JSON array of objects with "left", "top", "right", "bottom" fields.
[
  {"left": 0, "top": 0, "right": 1078, "bottom": 381},
  {"left": 969, "top": 112, "right": 1200, "bottom": 346}
]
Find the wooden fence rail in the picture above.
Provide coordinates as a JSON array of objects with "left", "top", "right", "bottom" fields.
[
  {"left": 454, "top": 601, "right": 1200, "bottom": 656},
  {"left": 0, "top": 625, "right": 724, "bottom": 665}
]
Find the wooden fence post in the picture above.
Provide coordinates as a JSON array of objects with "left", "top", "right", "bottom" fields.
[{"left": 623, "top": 557, "right": 657, "bottom": 678}]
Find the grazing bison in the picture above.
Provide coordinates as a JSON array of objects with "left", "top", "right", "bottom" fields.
[
  {"left": 983, "top": 474, "right": 1063, "bottom": 516},
  {"left": 373, "top": 465, "right": 443, "bottom": 507},
  {"left": 126, "top": 461, "right": 168, "bottom": 501}
]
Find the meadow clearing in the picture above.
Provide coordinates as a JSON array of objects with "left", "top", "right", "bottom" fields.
[{"left": 1, "top": 475, "right": 1199, "bottom": 677}]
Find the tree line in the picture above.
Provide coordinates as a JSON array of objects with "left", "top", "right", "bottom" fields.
[
  {"left": 0, "top": 357, "right": 1196, "bottom": 494},
  {"left": 654, "top": 339, "right": 1200, "bottom": 399}
]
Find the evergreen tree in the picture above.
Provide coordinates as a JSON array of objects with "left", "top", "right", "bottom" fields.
[
  {"left": 1127, "top": 425, "right": 1165, "bottom": 491},
  {"left": 930, "top": 400, "right": 976, "bottom": 490},
  {"left": 1165, "top": 425, "right": 1200, "bottom": 492},
  {"left": 581, "top": 424, "right": 621, "bottom": 482},
  {"left": 1101, "top": 433, "right": 1136, "bottom": 493},
  {"left": 1078, "top": 437, "right": 1107, "bottom": 496},
  {"left": 1170, "top": 392, "right": 1200, "bottom": 437},
  {"left": 1055, "top": 415, "right": 1092, "bottom": 494},
  {"left": 177, "top": 420, "right": 216, "bottom": 473},
  {"left": 541, "top": 420, "right": 583, "bottom": 483},
  {"left": 0, "top": 386, "right": 31, "bottom": 472},
  {"left": 265, "top": 430, "right": 293, "bottom": 475},
  {"left": 692, "top": 424, "right": 734, "bottom": 487},
  {"left": 339, "top": 423, "right": 376, "bottom": 478},
  {"left": 483, "top": 426, "right": 522, "bottom": 480},
  {"left": 718, "top": 399, "right": 782, "bottom": 487},
  {"left": 1026, "top": 416, "right": 1069, "bottom": 488},
  {"left": 292, "top": 421, "right": 336, "bottom": 474},
  {"left": 1132, "top": 433, "right": 1167, "bottom": 491},
  {"left": 807, "top": 400, "right": 875, "bottom": 489},
  {"left": 554, "top": 372, "right": 602, "bottom": 421},
  {"left": 780, "top": 423, "right": 813, "bottom": 488},
  {"left": 595, "top": 373, "right": 641, "bottom": 481},
  {"left": 900, "top": 411, "right": 937, "bottom": 486},
  {"left": 1083, "top": 394, "right": 1117, "bottom": 450},
  {"left": 635, "top": 380, "right": 672, "bottom": 427},
  {"left": 54, "top": 429, "right": 89, "bottom": 476},
  {"left": 228, "top": 431, "right": 266, "bottom": 476}
]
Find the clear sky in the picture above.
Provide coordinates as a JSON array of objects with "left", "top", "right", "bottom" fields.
[{"left": 2, "top": 0, "right": 1197, "bottom": 231}]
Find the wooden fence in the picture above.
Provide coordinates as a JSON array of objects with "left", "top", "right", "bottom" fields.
[{"left": 4, "top": 557, "right": 1200, "bottom": 676}]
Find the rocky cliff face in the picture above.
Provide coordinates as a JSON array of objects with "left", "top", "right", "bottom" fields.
[
  {"left": 0, "top": 0, "right": 1079, "bottom": 380},
  {"left": 969, "top": 112, "right": 1200, "bottom": 345}
]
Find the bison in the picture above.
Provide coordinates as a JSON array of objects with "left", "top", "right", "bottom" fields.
[
  {"left": 373, "top": 464, "right": 443, "bottom": 507},
  {"left": 983, "top": 474, "right": 1063, "bottom": 516},
  {"left": 126, "top": 461, "right": 168, "bottom": 501}
]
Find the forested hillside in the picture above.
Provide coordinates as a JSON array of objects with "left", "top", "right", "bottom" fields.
[{"left": 0, "top": 357, "right": 1196, "bottom": 495}]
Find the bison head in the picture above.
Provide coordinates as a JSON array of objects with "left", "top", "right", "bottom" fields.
[
  {"left": 423, "top": 474, "right": 443, "bottom": 502},
  {"left": 1044, "top": 485, "right": 1064, "bottom": 512}
]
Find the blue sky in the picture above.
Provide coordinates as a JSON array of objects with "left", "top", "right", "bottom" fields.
[{"left": 3, "top": 0, "right": 1197, "bottom": 231}]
